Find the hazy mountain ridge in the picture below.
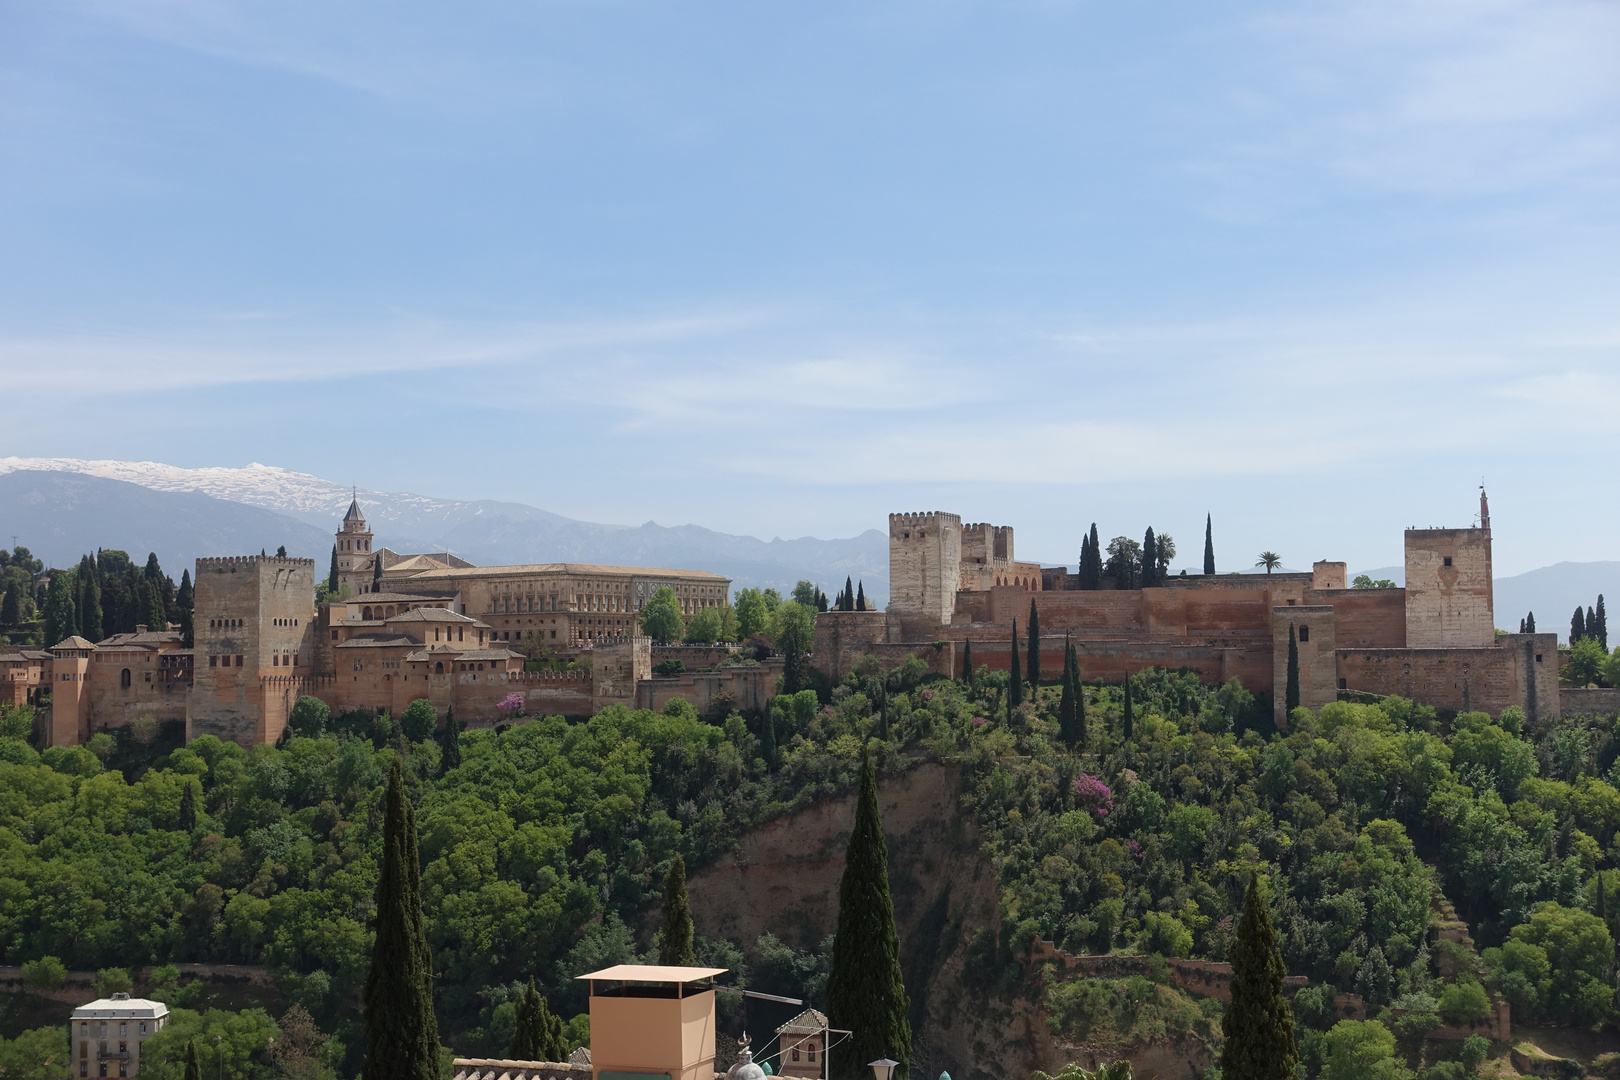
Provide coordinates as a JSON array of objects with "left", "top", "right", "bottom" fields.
[{"left": 0, "top": 460, "right": 888, "bottom": 598}]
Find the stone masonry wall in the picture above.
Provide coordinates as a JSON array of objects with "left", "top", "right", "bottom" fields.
[
  {"left": 1274, "top": 606, "right": 1338, "bottom": 724},
  {"left": 889, "top": 512, "right": 961, "bottom": 626},
  {"left": 1336, "top": 633, "right": 1558, "bottom": 720},
  {"left": 1405, "top": 528, "right": 1495, "bottom": 648}
]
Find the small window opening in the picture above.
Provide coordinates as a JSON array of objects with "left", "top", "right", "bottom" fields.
[
  {"left": 1443, "top": 556, "right": 1453, "bottom": 567},
  {"left": 1298, "top": 626, "right": 1309, "bottom": 642}
]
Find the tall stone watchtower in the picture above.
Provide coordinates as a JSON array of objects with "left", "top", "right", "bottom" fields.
[
  {"left": 1404, "top": 489, "right": 1495, "bottom": 648},
  {"left": 889, "top": 512, "right": 962, "bottom": 627},
  {"left": 189, "top": 555, "right": 317, "bottom": 746},
  {"left": 335, "top": 497, "right": 376, "bottom": 594}
]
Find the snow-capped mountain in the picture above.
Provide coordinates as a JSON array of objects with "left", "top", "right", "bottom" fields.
[{"left": 0, "top": 458, "right": 888, "bottom": 598}]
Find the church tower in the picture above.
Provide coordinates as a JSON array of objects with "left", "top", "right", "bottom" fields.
[{"left": 335, "top": 497, "right": 376, "bottom": 595}]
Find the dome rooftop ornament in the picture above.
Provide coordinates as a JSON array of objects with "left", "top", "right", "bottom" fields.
[{"left": 726, "top": 1034, "right": 767, "bottom": 1080}]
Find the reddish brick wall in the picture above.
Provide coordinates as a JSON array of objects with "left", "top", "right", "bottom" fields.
[
  {"left": 1307, "top": 589, "right": 1406, "bottom": 648},
  {"left": 1335, "top": 633, "right": 1558, "bottom": 719}
]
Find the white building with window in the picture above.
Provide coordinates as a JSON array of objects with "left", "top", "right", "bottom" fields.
[{"left": 70, "top": 993, "right": 169, "bottom": 1078}]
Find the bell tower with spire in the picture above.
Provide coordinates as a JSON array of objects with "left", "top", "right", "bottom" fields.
[{"left": 335, "top": 493, "right": 376, "bottom": 594}]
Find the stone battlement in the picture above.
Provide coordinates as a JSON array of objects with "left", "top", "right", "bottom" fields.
[
  {"left": 890, "top": 511, "right": 959, "bottom": 530},
  {"left": 196, "top": 555, "right": 316, "bottom": 567},
  {"left": 513, "top": 669, "right": 592, "bottom": 683}
]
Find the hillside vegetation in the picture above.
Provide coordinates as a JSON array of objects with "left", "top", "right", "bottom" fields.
[{"left": 4, "top": 656, "right": 1620, "bottom": 1078}]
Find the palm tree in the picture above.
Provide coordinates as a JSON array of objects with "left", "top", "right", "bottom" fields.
[{"left": 1256, "top": 551, "right": 1282, "bottom": 574}]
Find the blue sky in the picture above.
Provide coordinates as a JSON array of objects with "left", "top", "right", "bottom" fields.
[{"left": 2, "top": 0, "right": 1617, "bottom": 575}]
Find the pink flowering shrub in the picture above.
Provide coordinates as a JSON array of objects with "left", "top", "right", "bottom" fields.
[
  {"left": 1126, "top": 839, "right": 1143, "bottom": 860},
  {"left": 971, "top": 716, "right": 988, "bottom": 727},
  {"left": 496, "top": 693, "right": 524, "bottom": 715},
  {"left": 1073, "top": 773, "right": 1113, "bottom": 818},
  {"left": 920, "top": 689, "right": 935, "bottom": 702}
]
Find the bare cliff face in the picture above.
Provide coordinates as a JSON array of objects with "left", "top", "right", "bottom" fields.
[{"left": 682, "top": 761, "right": 1061, "bottom": 1080}]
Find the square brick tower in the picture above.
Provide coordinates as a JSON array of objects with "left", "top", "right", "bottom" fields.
[
  {"left": 889, "top": 512, "right": 962, "bottom": 628},
  {"left": 1404, "top": 490, "right": 1495, "bottom": 648},
  {"left": 189, "top": 555, "right": 317, "bottom": 746}
]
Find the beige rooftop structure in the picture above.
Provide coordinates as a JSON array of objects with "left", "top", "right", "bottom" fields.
[
  {"left": 71, "top": 992, "right": 169, "bottom": 1078},
  {"left": 576, "top": 965, "right": 727, "bottom": 1080}
]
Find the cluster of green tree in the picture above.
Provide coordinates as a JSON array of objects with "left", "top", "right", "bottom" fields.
[
  {"left": 0, "top": 672, "right": 944, "bottom": 1073},
  {"left": 1075, "top": 526, "right": 1181, "bottom": 590},
  {"left": 0, "top": 547, "right": 45, "bottom": 635},
  {"left": 1571, "top": 596, "right": 1609, "bottom": 649},
  {"left": 33, "top": 550, "right": 194, "bottom": 648},
  {"left": 832, "top": 577, "right": 867, "bottom": 612},
  {"left": 1561, "top": 633, "right": 1620, "bottom": 689},
  {"left": 1353, "top": 575, "right": 1398, "bottom": 590}
]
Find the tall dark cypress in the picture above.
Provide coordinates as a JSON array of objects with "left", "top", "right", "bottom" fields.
[
  {"left": 1520, "top": 618, "right": 1526, "bottom": 634},
  {"left": 1058, "top": 635, "right": 1078, "bottom": 746},
  {"left": 1074, "top": 648, "right": 1087, "bottom": 748},
  {"left": 77, "top": 554, "right": 102, "bottom": 642},
  {"left": 1009, "top": 619, "right": 1023, "bottom": 713},
  {"left": 328, "top": 545, "right": 340, "bottom": 594},
  {"left": 1597, "top": 596, "right": 1609, "bottom": 650},
  {"left": 176, "top": 570, "right": 194, "bottom": 648},
  {"left": 363, "top": 759, "right": 440, "bottom": 1079},
  {"left": 437, "top": 708, "right": 462, "bottom": 778},
  {"left": 759, "top": 705, "right": 779, "bottom": 771},
  {"left": 1221, "top": 871, "right": 1297, "bottom": 1080},
  {"left": 658, "top": 854, "right": 696, "bottom": 966},
  {"left": 961, "top": 639, "right": 974, "bottom": 684},
  {"left": 372, "top": 555, "right": 383, "bottom": 595},
  {"left": 178, "top": 781, "right": 197, "bottom": 832},
  {"left": 511, "top": 978, "right": 566, "bottom": 1061},
  {"left": 1527, "top": 611, "right": 1537, "bottom": 634},
  {"left": 0, "top": 585, "right": 18, "bottom": 628},
  {"left": 1203, "top": 514, "right": 1216, "bottom": 575},
  {"left": 1027, "top": 599, "right": 1041, "bottom": 687},
  {"left": 1121, "top": 675, "right": 1133, "bottom": 742},
  {"left": 1285, "top": 624, "right": 1300, "bottom": 714},
  {"left": 826, "top": 747, "right": 912, "bottom": 1080},
  {"left": 43, "top": 571, "right": 76, "bottom": 648},
  {"left": 856, "top": 581, "right": 867, "bottom": 612},
  {"left": 1573, "top": 606, "right": 1588, "bottom": 644},
  {"left": 1590, "top": 607, "right": 1599, "bottom": 646},
  {"left": 1079, "top": 534, "right": 1091, "bottom": 587},
  {"left": 1142, "top": 528, "right": 1158, "bottom": 588},
  {"left": 184, "top": 1039, "right": 202, "bottom": 1080},
  {"left": 844, "top": 576, "right": 856, "bottom": 612},
  {"left": 1089, "top": 524, "right": 1104, "bottom": 589}
]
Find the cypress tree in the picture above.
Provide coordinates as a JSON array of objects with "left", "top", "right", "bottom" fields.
[
  {"left": 1074, "top": 649, "right": 1087, "bottom": 748},
  {"left": 1573, "top": 606, "right": 1587, "bottom": 644},
  {"left": 1527, "top": 611, "right": 1537, "bottom": 634},
  {"left": 1009, "top": 619, "right": 1023, "bottom": 712},
  {"left": 143, "top": 552, "right": 163, "bottom": 586},
  {"left": 77, "top": 554, "right": 102, "bottom": 642},
  {"left": 856, "top": 581, "right": 867, "bottom": 612},
  {"left": 759, "top": 706, "right": 779, "bottom": 771},
  {"left": 372, "top": 555, "right": 383, "bottom": 595},
  {"left": 328, "top": 545, "right": 340, "bottom": 594},
  {"left": 176, "top": 570, "right": 194, "bottom": 647},
  {"left": 0, "top": 585, "right": 18, "bottom": 628},
  {"left": 117, "top": 566, "right": 141, "bottom": 633},
  {"left": 43, "top": 570, "right": 76, "bottom": 647},
  {"left": 1058, "top": 635, "right": 1078, "bottom": 746},
  {"left": 184, "top": 1039, "right": 202, "bottom": 1080},
  {"left": 277, "top": 545, "right": 288, "bottom": 558},
  {"left": 178, "top": 781, "right": 197, "bottom": 832},
  {"left": 1090, "top": 524, "right": 1104, "bottom": 589},
  {"left": 844, "top": 577, "right": 855, "bottom": 612},
  {"left": 658, "top": 854, "right": 696, "bottom": 966},
  {"left": 1203, "top": 513, "right": 1216, "bottom": 575},
  {"left": 1221, "top": 871, "right": 1297, "bottom": 1080},
  {"left": 1590, "top": 607, "right": 1600, "bottom": 646},
  {"left": 1142, "top": 528, "right": 1158, "bottom": 588},
  {"left": 363, "top": 758, "right": 440, "bottom": 1079},
  {"left": 826, "top": 746, "right": 912, "bottom": 1080},
  {"left": 1078, "top": 534, "right": 1091, "bottom": 587},
  {"left": 961, "top": 639, "right": 974, "bottom": 685},
  {"left": 1121, "top": 675, "right": 1133, "bottom": 742},
  {"left": 1285, "top": 624, "right": 1300, "bottom": 714},
  {"left": 1598, "top": 596, "right": 1609, "bottom": 650},
  {"left": 511, "top": 978, "right": 565, "bottom": 1060},
  {"left": 437, "top": 708, "right": 462, "bottom": 778},
  {"left": 1027, "top": 599, "right": 1041, "bottom": 687},
  {"left": 1520, "top": 618, "right": 1526, "bottom": 634},
  {"left": 143, "top": 578, "right": 168, "bottom": 630}
]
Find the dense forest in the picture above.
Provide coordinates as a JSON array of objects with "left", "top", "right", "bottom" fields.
[{"left": 4, "top": 644, "right": 1620, "bottom": 1078}]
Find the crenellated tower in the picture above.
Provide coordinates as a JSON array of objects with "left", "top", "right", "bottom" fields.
[{"left": 888, "top": 512, "right": 962, "bottom": 626}]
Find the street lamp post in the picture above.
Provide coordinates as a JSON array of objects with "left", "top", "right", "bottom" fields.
[{"left": 869, "top": 1058, "right": 899, "bottom": 1080}]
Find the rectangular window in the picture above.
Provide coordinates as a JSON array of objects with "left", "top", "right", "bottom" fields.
[
  {"left": 1298, "top": 626, "right": 1309, "bottom": 643},
  {"left": 1443, "top": 556, "right": 1453, "bottom": 567},
  {"left": 236, "top": 655, "right": 243, "bottom": 667}
]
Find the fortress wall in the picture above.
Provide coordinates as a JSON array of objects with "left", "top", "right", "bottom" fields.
[
  {"left": 1406, "top": 528, "right": 1494, "bottom": 648},
  {"left": 989, "top": 588, "right": 1144, "bottom": 632},
  {"left": 951, "top": 635, "right": 1273, "bottom": 691},
  {"left": 637, "top": 659, "right": 786, "bottom": 714},
  {"left": 1335, "top": 634, "right": 1556, "bottom": 719},
  {"left": 1274, "top": 606, "right": 1338, "bottom": 724},
  {"left": 1178, "top": 590, "right": 1275, "bottom": 634},
  {"left": 1305, "top": 589, "right": 1406, "bottom": 648}
]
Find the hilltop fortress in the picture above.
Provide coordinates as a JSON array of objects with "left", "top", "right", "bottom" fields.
[
  {"left": 6, "top": 491, "right": 1563, "bottom": 747},
  {"left": 813, "top": 491, "right": 1561, "bottom": 724}
]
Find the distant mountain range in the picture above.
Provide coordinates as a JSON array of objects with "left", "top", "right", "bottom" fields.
[
  {"left": 3, "top": 458, "right": 1613, "bottom": 634},
  {"left": 0, "top": 459, "right": 888, "bottom": 600}
]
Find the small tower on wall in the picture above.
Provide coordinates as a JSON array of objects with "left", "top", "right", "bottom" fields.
[{"left": 335, "top": 496, "right": 375, "bottom": 595}]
